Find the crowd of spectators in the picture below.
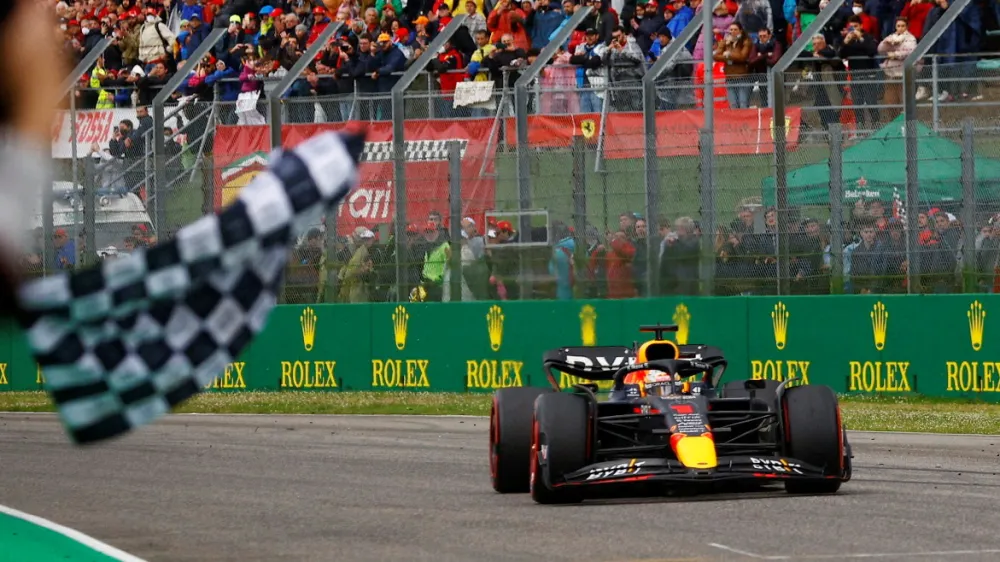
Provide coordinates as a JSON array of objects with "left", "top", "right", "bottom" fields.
[
  {"left": 278, "top": 200, "right": 999, "bottom": 303},
  {"left": 47, "top": 0, "right": 1000, "bottom": 300},
  {"left": 58, "top": 0, "right": 1000, "bottom": 117}
]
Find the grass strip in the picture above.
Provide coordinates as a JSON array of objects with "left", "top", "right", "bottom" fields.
[{"left": 1, "top": 391, "right": 999, "bottom": 434}]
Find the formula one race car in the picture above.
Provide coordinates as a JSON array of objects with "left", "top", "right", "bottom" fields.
[{"left": 488, "top": 325, "right": 853, "bottom": 504}]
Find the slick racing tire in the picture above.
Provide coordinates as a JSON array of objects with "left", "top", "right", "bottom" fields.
[
  {"left": 530, "top": 392, "right": 589, "bottom": 505},
  {"left": 490, "top": 387, "right": 553, "bottom": 494},
  {"left": 781, "top": 385, "right": 844, "bottom": 495}
]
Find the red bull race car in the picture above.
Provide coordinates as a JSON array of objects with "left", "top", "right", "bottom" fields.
[{"left": 488, "top": 325, "right": 853, "bottom": 504}]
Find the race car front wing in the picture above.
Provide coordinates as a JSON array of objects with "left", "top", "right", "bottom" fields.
[{"left": 552, "top": 455, "right": 838, "bottom": 488}]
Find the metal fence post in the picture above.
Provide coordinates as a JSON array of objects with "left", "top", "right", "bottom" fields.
[
  {"left": 769, "top": 0, "right": 841, "bottom": 295},
  {"left": 69, "top": 84, "right": 81, "bottom": 268},
  {"left": 268, "top": 22, "right": 342, "bottom": 151},
  {"left": 902, "top": 0, "right": 971, "bottom": 293},
  {"left": 513, "top": 7, "right": 591, "bottom": 300},
  {"left": 448, "top": 141, "right": 463, "bottom": 302},
  {"left": 572, "top": 135, "right": 587, "bottom": 296},
  {"left": 960, "top": 118, "right": 975, "bottom": 292},
  {"left": 701, "top": 0, "right": 716, "bottom": 138},
  {"left": 83, "top": 152, "right": 97, "bottom": 269},
  {"left": 828, "top": 123, "right": 844, "bottom": 294},
  {"left": 151, "top": 28, "right": 225, "bottom": 235},
  {"left": 643, "top": 16, "right": 703, "bottom": 298},
  {"left": 389, "top": 14, "right": 468, "bottom": 302},
  {"left": 47, "top": 38, "right": 112, "bottom": 275},
  {"left": 698, "top": 128, "right": 714, "bottom": 296}
]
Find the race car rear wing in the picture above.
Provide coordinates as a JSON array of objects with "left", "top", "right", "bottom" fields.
[{"left": 541, "top": 344, "right": 728, "bottom": 390}]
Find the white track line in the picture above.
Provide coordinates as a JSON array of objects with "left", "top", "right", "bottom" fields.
[
  {"left": 707, "top": 544, "right": 1000, "bottom": 559},
  {"left": 0, "top": 504, "right": 147, "bottom": 562}
]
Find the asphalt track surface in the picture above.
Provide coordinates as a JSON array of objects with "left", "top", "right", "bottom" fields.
[{"left": 2, "top": 414, "right": 1000, "bottom": 562}]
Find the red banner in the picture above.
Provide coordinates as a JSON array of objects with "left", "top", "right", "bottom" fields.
[
  {"left": 213, "top": 119, "right": 498, "bottom": 237},
  {"left": 503, "top": 107, "right": 803, "bottom": 157}
]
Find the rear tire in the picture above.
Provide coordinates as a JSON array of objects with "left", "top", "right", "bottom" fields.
[
  {"left": 530, "top": 392, "right": 589, "bottom": 504},
  {"left": 781, "top": 385, "right": 844, "bottom": 495},
  {"left": 490, "top": 387, "right": 552, "bottom": 493}
]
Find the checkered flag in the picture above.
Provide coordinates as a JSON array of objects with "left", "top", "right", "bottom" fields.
[
  {"left": 892, "top": 185, "right": 906, "bottom": 229},
  {"left": 11, "top": 130, "right": 366, "bottom": 445}
]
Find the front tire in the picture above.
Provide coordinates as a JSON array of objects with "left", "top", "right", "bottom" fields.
[
  {"left": 490, "top": 387, "right": 552, "bottom": 493},
  {"left": 781, "top": 385, "right": 844, "bottom": 495},
  {"left": 530, "top": 392, "right": 589, "bottom": 504}
]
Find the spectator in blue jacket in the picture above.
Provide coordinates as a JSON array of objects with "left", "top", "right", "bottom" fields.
[
  {"left": 666, "top": 0, "right": 695, "bottom": 40},
  {"left": 205, "top": 60, "right": 241, "bottom": 102},
  {"left": 373, "top": 32, "right": 406, "bottom": 119},
  {"left": 530, "top": 0, "right": 564, "bottom": 48},
  {"left": 550, "top": 223, "right": 576, "bottom": 299},
  {"left": 180, "top": 0, "right": 206, "bottom": 23}
]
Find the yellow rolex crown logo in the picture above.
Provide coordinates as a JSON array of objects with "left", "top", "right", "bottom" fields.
[
  {"left": 772, "top": 302, "right": 789, "bottom": 350},
  {"left": 871, "top": 301, "right": 888, "bottom": 351},
  {"left": 487, "top": 305, "right": 504, "bottom": 352},
  {"left": 969, "top": 300, "right": 986, "bottom": 352},
  {"left": 580, "top": 305, "right": 597, "bottom": 346},
  {"left": 300, "top": 307, "right": 317, "bottom": 352},
  {"left": 673, "top": 303, "right": 691, "bottom": 345},
  {"left": 393, "top": 305, "right": 409, "bottom": 351}
]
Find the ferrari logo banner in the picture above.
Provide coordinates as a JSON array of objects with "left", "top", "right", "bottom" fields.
[{"left": 504, "top": 108, "right": 803, "bottom": 157}]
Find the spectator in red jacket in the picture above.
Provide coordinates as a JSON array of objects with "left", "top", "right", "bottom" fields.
[
  {"left": 900, "top": 0, "right": 933, "bottom": 39},
  {"left": 488, "top": 0, "right": 530, "bottom": 51},
  {"left": 605, "top": 230, "right": 638, "bottom": 299}
]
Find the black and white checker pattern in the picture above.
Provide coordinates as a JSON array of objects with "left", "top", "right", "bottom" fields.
[
  {"left": 12, "top": 131, "right": 365, "bottom": 445},
  {"left": 360, "top": 139, "right": 468, "bottom": 163}
]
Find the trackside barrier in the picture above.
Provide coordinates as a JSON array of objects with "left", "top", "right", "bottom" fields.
[{"left": 1, "top": 296, "right": 998, "bottom": 399}]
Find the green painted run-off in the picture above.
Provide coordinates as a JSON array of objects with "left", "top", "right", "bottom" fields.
[{"left": 0, "top": 512, "right": 131, "bottom": 562}]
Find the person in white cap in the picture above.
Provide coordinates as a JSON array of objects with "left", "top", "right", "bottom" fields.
[{"left": 338, "top": 226, "right": 376, "bottom": 302}]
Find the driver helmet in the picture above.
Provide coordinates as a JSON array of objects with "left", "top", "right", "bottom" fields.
[{"left": 643, "top": 371, "right": 681, "bottom": 397}]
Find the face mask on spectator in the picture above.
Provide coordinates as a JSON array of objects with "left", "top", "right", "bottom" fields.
[
  {"left": 852, "top": 6, "right": 862, "bottom": 14},
  {"left": 82, "top": 26, "right": 90, "bottom": 35},
  {"left": 146, "top": 15, "right": 155, "bottom": 23}
]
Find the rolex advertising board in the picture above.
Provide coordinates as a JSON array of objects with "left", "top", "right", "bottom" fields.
[
  {"left": 204, "top": 303, "right": 372, "bottom": 391},
  {"left": 4, "top": 296, "right": 1000, "bottom": 401},
  {"left": 745, "top": 297, "right": 918, "bottom": 394},
  {"left": 366, "top": 302, "right": 559, "bottom": 392}
]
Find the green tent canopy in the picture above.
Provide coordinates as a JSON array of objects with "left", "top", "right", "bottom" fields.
[{"left": 761, "top": 116, "right": 1000, "bottom": 207}]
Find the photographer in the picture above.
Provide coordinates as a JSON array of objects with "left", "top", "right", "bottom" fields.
[
  {"left": 487, "top": 0, "right": 530, "bottom": 51},
  {"left": 484, "top": 32, "right": 528, "bottom": 92},
  {"left": 602, "top": 26, "right": 645, "bottom": 112}
]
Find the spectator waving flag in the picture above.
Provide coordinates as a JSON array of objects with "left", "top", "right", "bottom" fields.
[{"left": 11, "top": 131, "right": 365, "bottom": 445}]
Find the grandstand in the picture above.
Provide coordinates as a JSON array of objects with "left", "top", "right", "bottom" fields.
[{"left": 44, "top": 0, "right": 1000, "bottom": 300}]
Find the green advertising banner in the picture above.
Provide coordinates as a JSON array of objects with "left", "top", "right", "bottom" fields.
[{"left": 3, "top": 295, "right": 1000, "bottom": 402}]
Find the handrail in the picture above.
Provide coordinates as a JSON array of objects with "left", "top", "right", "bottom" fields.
[
  {"left": 388, "top": 13, "right": 468, "bottom": 302},
  {"left": 267, "top": 21, "right": 343, "bottom": 150},
  {"left": 151, "top": 28, "right": 226, "bottom": 233}
]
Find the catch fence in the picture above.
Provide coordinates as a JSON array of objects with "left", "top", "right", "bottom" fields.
[{"left": 38, "top": 24, "right": 1000, "bottom": 304}]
